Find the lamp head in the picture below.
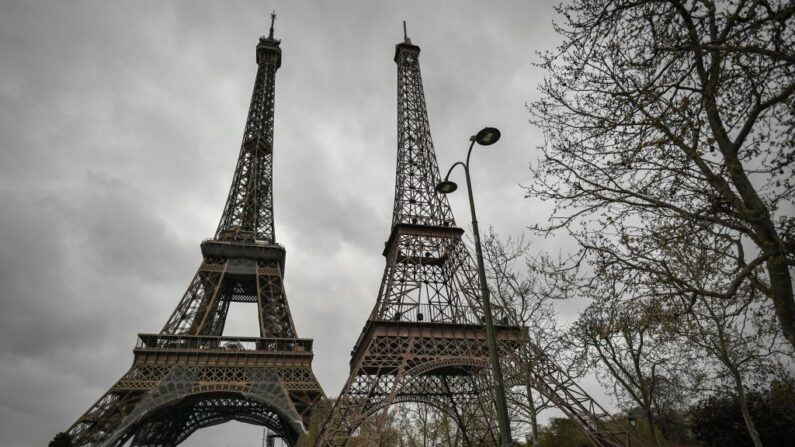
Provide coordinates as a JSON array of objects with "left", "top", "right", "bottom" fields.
[
  {"left": 436, "top": 181, "right": 458, "bottom": 194},
  {"left": 474, "top": 127, "right": 501, "bottom": 146}
]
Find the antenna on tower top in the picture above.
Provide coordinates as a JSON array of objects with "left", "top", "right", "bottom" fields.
[
  {"left": 402, "top": 20, "right": 409, "bottom": 42},
  {"left": 268, "top": 10, "right": 276, "bottom": 39}
]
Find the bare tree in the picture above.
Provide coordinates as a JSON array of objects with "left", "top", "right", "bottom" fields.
[
  {"left": 482, "top": 230, "right": 567, "bottom": 443},
  {"left": 528, "top": 0, "right": 795, "bottom": 348},
  {"left": 672, "top": 285, "right": 787, "bottom": 447},
  {"left": 568, "top": 276, "right": 693, "bottom": 447},
  {"left": 388, "top": 404, "right": 464, "bottom": 447}
]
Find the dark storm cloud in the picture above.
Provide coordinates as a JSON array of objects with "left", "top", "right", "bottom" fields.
[{"left": 0, "top": 1, "right": 599, "bottom": 445}]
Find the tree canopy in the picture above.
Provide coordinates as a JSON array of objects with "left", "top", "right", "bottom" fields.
[{"left": 528, "top": 0, "right": 795, "bottom": 348}]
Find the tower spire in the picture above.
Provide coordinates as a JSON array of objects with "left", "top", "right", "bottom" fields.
[
  {"left": 402, "top": 20, "right": 409, "bottom": 43},
  {"left": 269, "top": 10, "right": 276, "bottom": 39}
]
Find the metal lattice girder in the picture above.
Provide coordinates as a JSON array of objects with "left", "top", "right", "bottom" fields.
[
  {"left": 318, "top": 32, "right": 634, "bottom": 447},
  {"left": 373, "top": 224, "right": 489, "bottom": 324},
  {"left": 68, "top": 341, "right": 325, "bottom": 446},
  {"left": 215, "top": 33, "right": 281, "bottom": 244},
  {"left": 131, "top": 393, "right": 292, "bottom": 446},
  {"left": 506, "top": 341, "right": 634, "bottom": 447},
  {"left": 318, "top": 322, "right": 528, "bottom": 446},
  {"left": 160, "top": 249, "right": 296, "bottom": 338},
  {"left": 65, "top": 20, "right": 325, "bottom": 447},
  {"left": 392, "top": 41, "right": 455, "bottom": 228}
]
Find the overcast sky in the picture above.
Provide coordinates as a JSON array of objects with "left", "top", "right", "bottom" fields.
[{"left": 0, "top": 1, "right": 609, "bottom": 445}]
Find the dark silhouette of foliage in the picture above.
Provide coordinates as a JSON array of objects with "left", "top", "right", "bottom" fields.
[
  {"left": 535, "top": 417, "right": 589, "bottom": 447},
  {"left": 691, "top": 380, "right": 795, "bottom": 447},
  {"left": 48, "top": 432, "right": 73, "bottom": 447}
]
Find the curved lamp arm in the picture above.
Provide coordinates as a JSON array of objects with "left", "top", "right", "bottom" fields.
[
  {"left": 465, "top": 137, "right": 477, "bottom": 170},
  {"left": 442, "top": 161, "right": 468, "bottom": 183}
]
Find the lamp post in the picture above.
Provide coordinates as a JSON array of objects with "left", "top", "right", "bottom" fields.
[
  {"left": 436, "top": 127, "right": 512, "bottom": 446},
  {"left": 627, "top": 413, "right": 637, "bottom": 447}
]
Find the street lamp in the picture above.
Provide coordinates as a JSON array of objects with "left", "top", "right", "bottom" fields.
[{"left": 436, "top": 126, "right": 512, "bottom": 446}]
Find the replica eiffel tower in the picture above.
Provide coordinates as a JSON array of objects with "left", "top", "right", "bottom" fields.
[
  {"left": 315, "top": 29, "right": 528, "bottom": 446},
  {"left": 65, "top": 14, "right": 324, "bottom": 446},
  {"left": 317, "top": 28, "right": 635, "bottom": 447}
]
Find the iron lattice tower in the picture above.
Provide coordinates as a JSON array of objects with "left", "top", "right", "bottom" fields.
[
  {"left": 315, "top": 32, "right": 527, "bottom": 446},
  {"left": 316, "top": 31, "right": 634, "bottom": 447},
  {"left": 65, "top": 15, "right": 324, "bottom": 446}
]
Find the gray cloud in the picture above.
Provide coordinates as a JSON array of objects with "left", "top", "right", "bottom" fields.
[{"left": 0, "top": 0, "right": 607, "bottom": 445}]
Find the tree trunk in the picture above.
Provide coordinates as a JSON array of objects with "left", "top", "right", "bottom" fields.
[
  {"left": 732, "top": 370, "right": 764, "bottom": 447},
  {"left": 718, "top": 134, "right": 795, "bottom": 351},
  {"left": 644, "top": 408, "right": 661, "bottom": 447},
  {"left": 766, "top": 255, "right": 795, "bottom": 350}
]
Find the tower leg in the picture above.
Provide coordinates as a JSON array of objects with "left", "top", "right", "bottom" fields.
[{"left": 68, "top": 364, "right": 321, "bottom": 447}]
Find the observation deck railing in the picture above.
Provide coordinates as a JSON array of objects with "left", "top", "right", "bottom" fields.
[
  {"left": 375, "top": 302, "right": 514, "bottom": 327},
  {"left": 135, "top": 334, "right": 313, "bottom": 353}
]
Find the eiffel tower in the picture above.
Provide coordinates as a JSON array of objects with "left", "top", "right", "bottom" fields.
[
  {"left": 316, "top": 29, "right": 636, "bottom": 447},
  {"left": 315, "top": 29, "right": 528, "bottom": 446},
  {"left": 65, "top": 14, "right": 324, "bottom": 446}
]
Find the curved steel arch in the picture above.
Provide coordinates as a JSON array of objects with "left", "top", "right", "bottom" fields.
[
  {"left": 109, "top": 390, "right": 302, "bottom": 447},
  {"left": 360, "top": 395, "right": 464, "bottom": 426},
  {"left": 333, "top": 358, "right": 499, "bottom": 446},
  {"left": 401, "top": 356, "right": 489, "bottom": 378},
  {"left": 340, "top": 387, "right": 471, "bottom": 445}
]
